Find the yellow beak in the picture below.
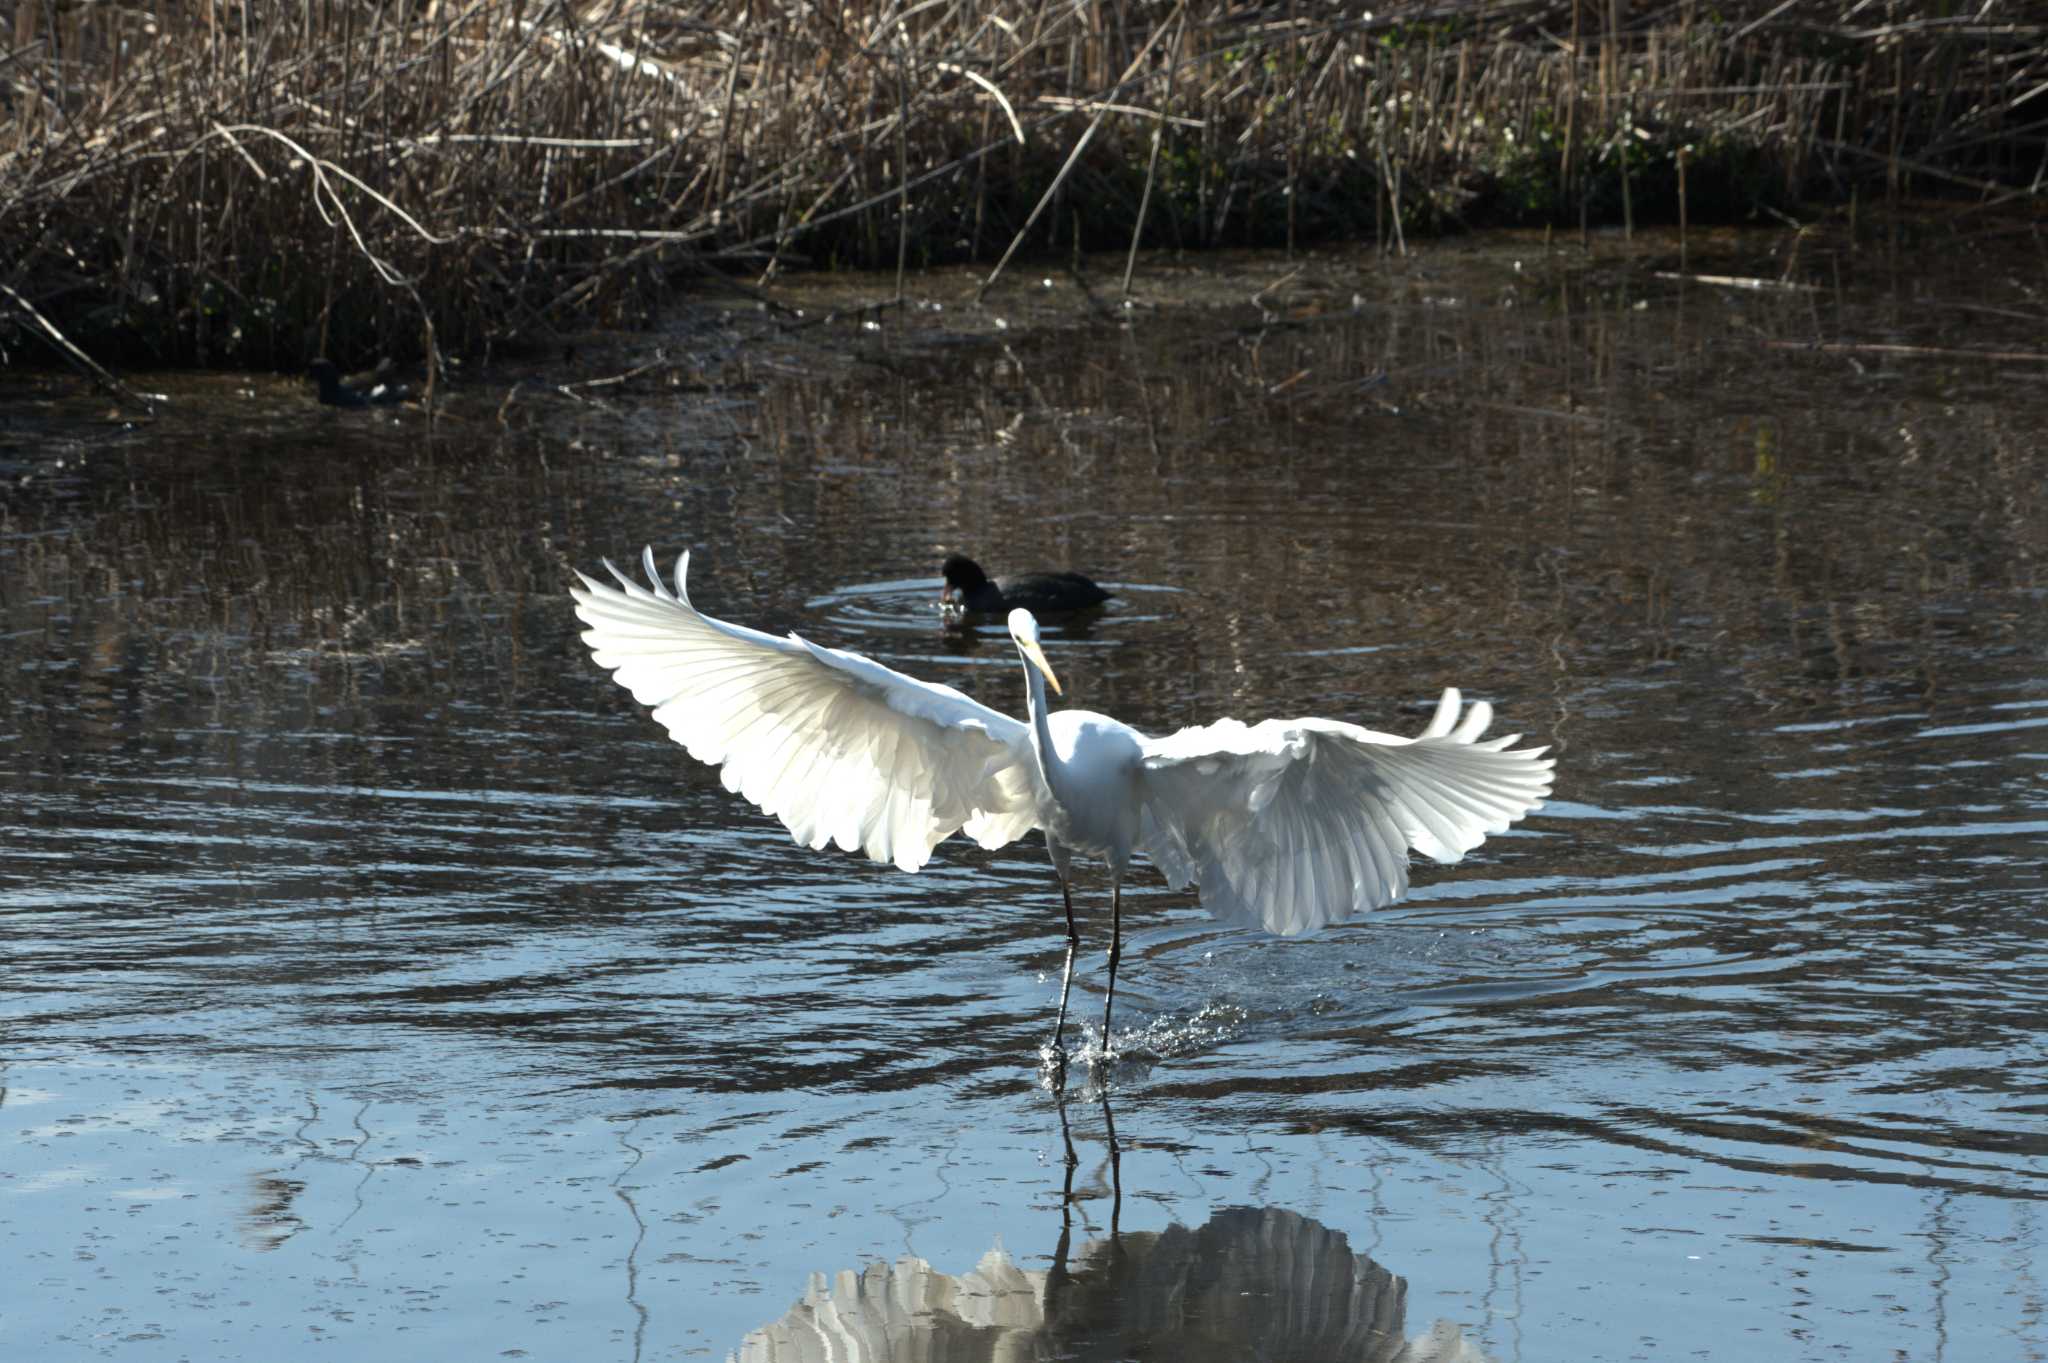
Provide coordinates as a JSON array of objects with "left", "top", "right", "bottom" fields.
[{"left": 1019, "top": 638, "right": 1063, "bottom": 695}]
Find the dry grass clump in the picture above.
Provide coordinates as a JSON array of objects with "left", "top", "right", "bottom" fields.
[{"left": 1, "top": 1, "right": 2041, "bottom": 380}]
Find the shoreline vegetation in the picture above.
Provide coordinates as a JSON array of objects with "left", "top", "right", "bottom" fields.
[{"left": 1, "top": 1, "right": 2041, "bottom": 388}]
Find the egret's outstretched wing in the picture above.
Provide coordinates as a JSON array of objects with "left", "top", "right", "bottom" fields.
[
  {"left": 1135, "top": 689, "right": 1553, "bottom": 936},
  {"left": 572, "top": 549, "right": 1042, "bottom": 870}
]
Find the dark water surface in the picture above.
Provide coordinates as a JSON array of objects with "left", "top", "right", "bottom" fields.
[{"left": 4, "top": 233, "right": 2045, "bottom": 1361}]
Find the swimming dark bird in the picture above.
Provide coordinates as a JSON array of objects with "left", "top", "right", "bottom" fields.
[
  {"left": 941, "top": 554, "right": 1111, "bottom": 617},
  {"left": 308, "top": 359, "right": 410, "bottom": 408}
]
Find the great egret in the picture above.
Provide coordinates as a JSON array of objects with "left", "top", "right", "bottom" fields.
[
  {"left": 941, "top": 554, "right": 1111, "bottom": 616},
  {"left": 572, "top": 549, "right": 1554, "bottom": 1061}
]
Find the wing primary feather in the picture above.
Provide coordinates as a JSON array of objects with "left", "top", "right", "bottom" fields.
[
  {"left": 1135, "top": 688, "right": 1550, "bottom": 935},
  {"left": 1418, "top": 688, "right": 1461, "bottom": 739},
  {"left": 573, "top": 546, "right": 1042, "bottom": 874},
  {"left": 1450, "top": 699, "right": 1493, "bottom": 742}
]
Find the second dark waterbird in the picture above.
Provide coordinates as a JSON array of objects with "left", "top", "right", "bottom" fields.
[{"left": 308, "top": 359, "right": 411, "bottom": 409}]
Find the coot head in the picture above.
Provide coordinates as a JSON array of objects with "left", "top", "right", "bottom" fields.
[
  {"left": 940, "top": 554, "right": 990, "bottom": 605},
  {"left": 308, "top": 358, "right": 370, "bottom": 408}
]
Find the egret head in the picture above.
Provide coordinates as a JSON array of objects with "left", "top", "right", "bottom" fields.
[
  {"left": 940, "top": 554, "right": 987, "bottom": 605},
  {"left": 1008, "top": 608, "right": 1062, "bottom": 695}
]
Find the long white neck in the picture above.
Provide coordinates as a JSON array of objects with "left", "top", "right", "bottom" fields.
[{"left": 1020, "top": 650, "right": 1059, "bottom": 791}]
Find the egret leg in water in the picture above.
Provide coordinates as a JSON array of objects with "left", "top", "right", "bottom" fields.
[
  {"left": 1048, "top": 844, "right": 1080, "bottom": 1057},
  {"left": 1044, "top": 861, "right": 1123, "bottom": 1064},
  {"left": 571, "top": 549, "right": 1555, "bottom": 1069},
  {"left": 1102, "top": 878, "right": 1122, "bottom": 1050}
]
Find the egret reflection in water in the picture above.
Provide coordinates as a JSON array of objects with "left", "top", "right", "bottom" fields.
[
  {"left": 730, "top": 1089, "right": 1485, "bottom": 1362},
  {"left": 572, "top": 549, "right": 1553, "bottom": 1060},
  {"left": 238, "top": 1172, "right": 308, "bottom": 1253}
]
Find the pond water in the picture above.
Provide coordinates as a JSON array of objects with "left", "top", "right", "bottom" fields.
[{"left": 3, "top": 230, "right": 2045, "bottom": 1362}]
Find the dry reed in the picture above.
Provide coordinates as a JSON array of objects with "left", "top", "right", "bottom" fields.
[{"left": 1, "top": 0, "right": 2040, "bottom": 380}]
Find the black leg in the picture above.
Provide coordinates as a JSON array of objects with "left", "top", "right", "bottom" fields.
[
  {"left": 1050, "top": 877, "right": 1080, "bottom": 1063},
  {"left": 1099, "top": 1088, "right": 1122, "bottom": 1237},
  {"left": 1055, "top": 1077, "right": 1078, "bottom": 1171},
  {"left": 1048, "top": 1086, "right": 1077, "bottom": 1303},
  {"left": 1100, "top": 876, "right": 1122, "bottom": 1053}
]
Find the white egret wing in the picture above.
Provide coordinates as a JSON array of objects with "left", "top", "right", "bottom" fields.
[
  {"left": 1135, "top": 688, "right": 1553, "bottom": 936},
  {"left": 572, "top": 549, "right": 1042, "bottom": 870}
]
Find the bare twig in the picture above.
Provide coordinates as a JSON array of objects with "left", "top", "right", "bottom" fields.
[
  {"left": 979, "top": 0, "right": 1188, "bottom": 302},
  {"left": 1764, "top": 339, "right": 2048, "bottom": 363},
  {"left": 0, "top": 281, "right": 164, "bottom": 412},
  {"left": 1656, "top": 271, "right": 1820, "bottom": 292}
]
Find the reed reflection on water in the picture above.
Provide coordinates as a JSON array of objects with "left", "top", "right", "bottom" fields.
[{"left": 0, "top": 235, "right": 2044, "bottom": 1362}]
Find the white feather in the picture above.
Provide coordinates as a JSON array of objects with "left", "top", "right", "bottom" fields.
[
  {"left": 571, "top": 550, "right": 1040, "bottom": 871},
  {"left": 1136, "top": 688, "right": 1554, "bottom": 936}
]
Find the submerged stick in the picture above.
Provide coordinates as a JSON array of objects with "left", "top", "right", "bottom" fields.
[
  {"left": 0, "top": 282, "right": 164, "bottom": 413},
  {"left": 1656, "top": 271, "right": 1819, "bottom": 292},
  {"left": 1678, "top": 146, "right": 1689, "bottom": 271},
  {"left": 1377, "top": 135, "right": 1406, "bottom": 257},
  {"left": 1763, "top": 339, "right": 2048, "bottom": 363}
]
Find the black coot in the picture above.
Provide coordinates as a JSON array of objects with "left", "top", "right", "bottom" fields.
[
  {"left": 941, "top": 554, "right": 1111, "bottom": 616},
  {"left": 309, "top": 359, "right": 410, "bottom": 408}
]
